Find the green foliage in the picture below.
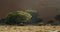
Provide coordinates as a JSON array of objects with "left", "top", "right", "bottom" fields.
[
  {"left": 0, "top": 18, "right": 6, "bottom": 25},
  {"left": 55, "top": 14, "right": 60, "bottom": 21},
  {"left": 55, "top": 14, "right": 60, "bottom": 25},
  {"left": 5, "top": 11, "right": 32, "bottom": 25},
  {"left": 25, "top": 9, "right": 42, "bottom": 25},
  {"left": 47, "top": 20, "right": 54, "bottom": 25}
]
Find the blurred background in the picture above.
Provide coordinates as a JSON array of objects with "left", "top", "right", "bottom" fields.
[{"left": 0, "top": 0, "right": 60, "bottom": 22}]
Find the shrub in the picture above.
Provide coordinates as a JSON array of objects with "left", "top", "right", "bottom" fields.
[
  {"left": 4, "top": 11, "right": 32, "bottom": 25},
  {"left": 47, "top": 20, "right": 54, "bottom": 25},
  {"left": 55, "top": 14, "right": 60, "bottom": 25},
  {"left": 25, "top": 9, "right": 42, "bottom": 25},
  {"left": 0, "top": 18, "right": 6, "bottom": 25},
  {"left": 55, "top": 14, "right": 60, "bottom": 21}
]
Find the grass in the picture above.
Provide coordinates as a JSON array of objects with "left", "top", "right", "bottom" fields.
[{"left": 0, "top": 26, "right": 60, "bottom": 32}]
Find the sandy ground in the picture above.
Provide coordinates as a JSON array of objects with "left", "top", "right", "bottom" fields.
[{"left": 0, "top": 26, "right": 60, "bottom": 32}]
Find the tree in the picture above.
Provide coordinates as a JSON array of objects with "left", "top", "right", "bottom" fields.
[
  {"left": 4, "top": 11, "right": 32, "bottom": 25},
  {"left": 25, "top": 9, "right": 42, "bottom": 25}
]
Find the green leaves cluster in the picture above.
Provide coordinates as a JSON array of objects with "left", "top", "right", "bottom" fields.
[
  {"left": 55, "top": 14, "right": 60, "bottom": 21},
  {"left": 0, "top": 10, "right": 42, "bottom": 26},
  {"left": 4, "top": 11, "right": 32, "bottom": 25},
  {"left": 25, "top": 9, "right": 42, "bottom": 25}
]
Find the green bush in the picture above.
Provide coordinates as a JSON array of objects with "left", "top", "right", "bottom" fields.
[
  {"left": 55, "top": 14, "right": 60, "bottom": 25},
  {"left": 5, "top": 11, "right": 32, "bottom": 25},
  {"left": 55, "top": 14, "right": 60, "bottom": 21},
  {"left": 25, "top": 10, "right": 42, "bottom": 25}
]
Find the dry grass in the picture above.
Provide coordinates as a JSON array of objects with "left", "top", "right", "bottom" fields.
[{"left": 0, "top": 26, "right": 60, "bottom": 32}]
